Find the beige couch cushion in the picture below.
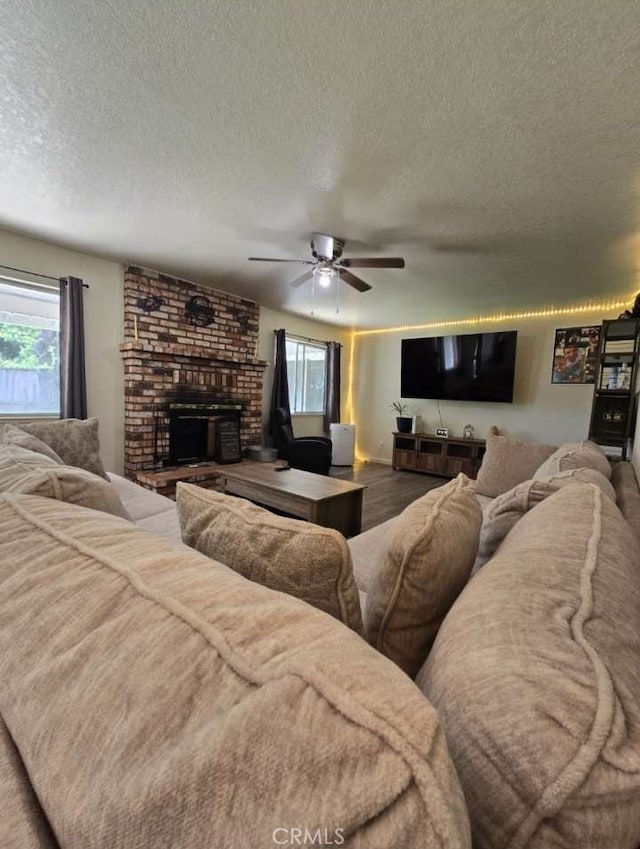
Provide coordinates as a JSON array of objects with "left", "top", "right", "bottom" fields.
[
  {"left": 536, "top": 465, "right": 616, "bottom": 500},
  {"left": 418, "top": 483, "right": 640, "bottom": 849},
  {"left": 534, "top": 439, "right": 611, "bottom": 480},
  {"left": 0, "top": 716, "right": 58, "bottom": 849},
  {"left": 474, "top": 435, "right": 556, "bottom": 497},
  {"left": 475, "top": 468, "right": 616, "bottom": 570},
  {"left": 107, "top": 474, "right": 181, "bottom": 544},
  {"left": 365, "top": 474, "right": 482, "bottom": 678},
  {"left": 611, "top": 461, "right": 640, "bottom": 542},
  {"left": 5, "top": 466, "right": 130, "bottom": 519},
  {"left": 177, "top": 483, "right": 363, "bottom": 633},
  {"left": 16, "top": 417, "right": 108, "bottom": 479},
  {"left": 0, "top": 494, "right": 471, "bottom": 848},
  {"left": 3, "top": 424, "right": 64, "bottom": 464}
]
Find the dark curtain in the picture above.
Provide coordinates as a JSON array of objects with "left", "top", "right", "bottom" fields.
[
  {"left": 323, "top": 341, "right": 341, "bottom": 433},
  {"left": 59, "top": 276, "right": 87, "bottom": 419},
  {"left": 269, "top": 329, "right": 291, "bottom": 446}
]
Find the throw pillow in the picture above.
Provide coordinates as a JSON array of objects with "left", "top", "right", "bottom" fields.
[
  {"left": 364, "top": 474, "right": 482, "bottom": 678},
  {"left": 6, "top": 466, "right": 130, "bottom": 520},
  {"left": 176, "top": 483, "right": 363, "bottom": 633},
  {"left": 3, "top": 424, "right": 64, "bottom": 464},
  {"left": 0, "top": 444, "right": 61, "bottom": 491},
  {"left": 418, "top": 483, "right": 640, "bottom": 849},
  {"left": 475, "top": 468, "right": 616, "bottom": 571},
  {"left": 534, "top": 439, "right": 612, "bottom": 480},
  {"left": 537, "top": 466, "right": 616, "bottom": 501},
  {"left": 16, "top": 418, "right": 108, "bottom": 479},
  {"left": 474, "top": 435, "right": 557, "bottom": 497}
]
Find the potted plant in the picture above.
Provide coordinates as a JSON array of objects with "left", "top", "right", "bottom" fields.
[{"left": 390, "top": 401, "right": 413, "bottom": 433}]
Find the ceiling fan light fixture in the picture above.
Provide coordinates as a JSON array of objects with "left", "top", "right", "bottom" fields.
[
  {"left": 314, "top": 265, "right": 334, "bottom": 288},
  {"left": 248, "top": 233, "right": 404, "bottom": 294}
]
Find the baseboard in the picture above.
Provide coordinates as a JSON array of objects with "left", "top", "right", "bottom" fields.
[{"left": 361, "top": 455, "right": 393, "bottom": 466}]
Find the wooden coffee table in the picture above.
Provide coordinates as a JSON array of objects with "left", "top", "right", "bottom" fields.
[{"left": 221, "top": 461, "right": 365, "bottom": 537}]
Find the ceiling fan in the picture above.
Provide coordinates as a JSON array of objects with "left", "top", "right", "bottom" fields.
[{"left": 248, "top": 233, "right": 405, "bottom": 293}]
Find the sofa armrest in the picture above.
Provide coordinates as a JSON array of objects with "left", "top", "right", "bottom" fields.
[{"left": 611, "top": 461, "right": 640, "bottom": 542}]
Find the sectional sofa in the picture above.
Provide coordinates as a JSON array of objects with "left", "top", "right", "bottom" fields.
[
  {"left": 1, "top": 421, "right": 639, "bottom": 849},
  {"left": 351, "top": 435, "right": 640, "bottom": 849},
  {"left": 0, "top": 423, "right": 468, "bottom": 849}
]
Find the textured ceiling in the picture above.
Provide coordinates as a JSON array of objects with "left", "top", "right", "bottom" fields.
[{"left": 1, "top": 0, "right": 639, "bottom": 328}]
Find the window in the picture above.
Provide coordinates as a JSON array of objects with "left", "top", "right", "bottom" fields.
[
  {"left": 286, "top": 335, "right": 326, "bottom": 413},
  {"left": 0, "top": 280, "right": 60, "bottom": 415}
]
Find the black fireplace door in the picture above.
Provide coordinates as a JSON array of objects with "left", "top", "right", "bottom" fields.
[{"left": 168, "top": 412, "right": 213, "bottom": 465}]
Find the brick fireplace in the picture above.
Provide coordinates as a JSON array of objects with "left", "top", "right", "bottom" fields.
[{"left": 120, "top": 266, "right": 267, "bottom": 479}]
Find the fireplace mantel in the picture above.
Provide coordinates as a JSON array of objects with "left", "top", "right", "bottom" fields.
[{"left": 120, "top": 341, "right": 267, "bottom": 369}]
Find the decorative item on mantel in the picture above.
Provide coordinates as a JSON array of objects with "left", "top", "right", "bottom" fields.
[
  {"left": 463, "top": 424, "right": 475, "bottom": 439},
  {"left": 131, "top": 294, "right": 166, "bottom": 342},
  {"left": 136, "top": 294, "right": 166, "bottom": 313},
  {"left": 185, "top": 295, "right": 215, "bottom": 326}
]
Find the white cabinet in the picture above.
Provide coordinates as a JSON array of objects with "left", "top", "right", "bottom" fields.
[{"left": 330, "top": 424, "right": 356, "bottom": 466}]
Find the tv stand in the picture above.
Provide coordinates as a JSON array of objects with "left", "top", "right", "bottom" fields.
[{"left": 392, "top": 432, "right": 486, "bottom": 479}]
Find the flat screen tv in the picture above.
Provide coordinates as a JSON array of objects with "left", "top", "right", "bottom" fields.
[{"left": 401, "top": 330, "right": 517, "bottom": 403}]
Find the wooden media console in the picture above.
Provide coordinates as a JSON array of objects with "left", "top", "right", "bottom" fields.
[{"left": 392, "top": 432, "right": 486, "bottom": 479}]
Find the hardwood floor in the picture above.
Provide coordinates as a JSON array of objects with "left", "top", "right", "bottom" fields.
[{"left": 330, "top": 461, "right": 445, "bottom": 532}]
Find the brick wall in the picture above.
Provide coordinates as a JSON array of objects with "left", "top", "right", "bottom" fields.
[{"left": 121, "top": 266, "right": 267, "bottom": 478}]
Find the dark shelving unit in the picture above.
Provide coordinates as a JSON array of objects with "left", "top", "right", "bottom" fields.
[{"left": 588, "top": 318, "right": 640, "bottom": 459}]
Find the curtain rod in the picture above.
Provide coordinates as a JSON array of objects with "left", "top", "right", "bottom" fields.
[
  {"left": 0, "top": 264, "right": 89, "bottom": 288},
  {"left": 278, "top": 330, "right": 342, "bottom": 348}
]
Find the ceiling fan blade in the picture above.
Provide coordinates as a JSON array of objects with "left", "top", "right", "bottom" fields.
[
  {"left": 340, "top": 257, "right": 405, "bottom": 269},
  {"left": 248, "top": 257, "right": 313, "bottom": 264},
  {"left": 338, "top": 269, "right": 372, "bottom": 293},
  {"left": 290, "top": 269, "right": 315, "bottom": 288}
]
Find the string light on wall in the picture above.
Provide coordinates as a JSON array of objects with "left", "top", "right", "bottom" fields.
[
  {"left": 352, "top": 295, "right": 635, "bottom": 337},
  {"left": 345, "top": 330, "right": 364, "bottom": 461}
]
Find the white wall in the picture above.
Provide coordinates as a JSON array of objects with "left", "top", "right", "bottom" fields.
[
  {"left": 0, "top": 229, "right": 124, "bottom": 473},
  {"left": 258, "top": 306, "right": 352, "bottom": 440},
  {"left": 352, "top": 309, "right": 622, "bottom": 462}
]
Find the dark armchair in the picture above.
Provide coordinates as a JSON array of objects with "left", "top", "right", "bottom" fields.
[{"left": 271, "top": 406, "right": 333, "bottom": 476}]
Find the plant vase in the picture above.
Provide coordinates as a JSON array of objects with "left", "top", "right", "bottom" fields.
[{"left": 396, "top": 416, "right": 413, "bottom": 433}]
